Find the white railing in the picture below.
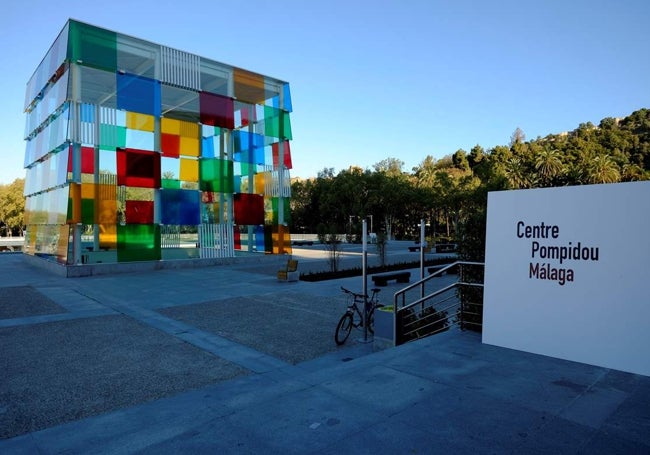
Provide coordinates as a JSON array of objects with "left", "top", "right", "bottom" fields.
[
  {"left": 161, "top": 225, "right": 181, "bottom": 248},
  {"left": 198, "top": 222, "right": 235, "bottom": 258}
]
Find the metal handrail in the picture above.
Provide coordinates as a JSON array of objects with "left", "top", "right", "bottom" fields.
[{"left": 392, "top": 261, "right": 485, "bottom": 346}]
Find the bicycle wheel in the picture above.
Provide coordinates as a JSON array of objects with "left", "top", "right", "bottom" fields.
[
  {"left": 335, "top": 313, "right": 353, "bottom": 345},
  {"left": 367, "top": 307, "right": 375, "bottom": 335}
]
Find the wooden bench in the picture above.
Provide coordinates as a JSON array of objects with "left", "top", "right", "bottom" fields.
[
  {"left": 277, "top": 259, "right": 299, "bottom": 282},
  {"left": 372, "top": 271, "right": 411, "bottom": 286},
  {"left": 435, "top": 243, "right": 457, "bottom": 253}
]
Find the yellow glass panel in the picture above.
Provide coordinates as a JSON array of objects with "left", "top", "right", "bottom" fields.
[
  {"left": 179, "top": 136, "right": 200, "bottom": 157},
  {"left": 179, "top": 120, "right": 199, "bottom": 138},
  {"left": 126, "top": 112, "right": 155, "bottom": 132},
  {"left": 99, "top": 224, "right": 117, "bottom": 249},
  {"left": 254, "top": 173, "right": 265, "bottom": 194},
  {"left": 161, "top": 117, "right": 181, "bottom": 135},
  {"left": 98, "top": 199, "right": 117, "bottom": 224},
  {"left": 180, "top": 158, "right": 199, "bottom": 181}
]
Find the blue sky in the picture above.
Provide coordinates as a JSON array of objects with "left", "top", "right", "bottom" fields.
[{"left": 1, "top": 0, "right": 648, "bottom": 184}]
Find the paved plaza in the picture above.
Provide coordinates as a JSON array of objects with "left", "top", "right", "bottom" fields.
[{"left": 0, "top": 243, "right": 648, "bottom": 453}]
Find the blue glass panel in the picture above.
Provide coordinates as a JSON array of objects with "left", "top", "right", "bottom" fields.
[
  {"left": 201, "top": 136, "right": 215, "bottom": 158},
  {"left": 80, "top": 103, "right": 95, "bottom": 122},
  {"left": 283, "top": 83, "right": 292, "bottom": 112},
  {"left": 117, "top": 73, "right": 161, "bottom": 116},
  {"left": 233, "top": 131, "right": 265, "bottom": 164},
  {"left": 254, "top": 225, "right": 265, "bottom": 251},
  {"left": 161, "top": 189, "right": 200, "bottom": 225}
]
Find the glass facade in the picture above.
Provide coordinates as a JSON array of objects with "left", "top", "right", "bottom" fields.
[{"left": 23, "top": 19, "right": 293, "bottom": 265}]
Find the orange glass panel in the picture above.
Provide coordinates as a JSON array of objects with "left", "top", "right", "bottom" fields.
[
  {"left": 234, "top": 68, "right": 265, "bottom": 104},
  {"left": 68, "top": 183, "right": 81, "bottom": 223},
  {"left": 98, "top": 199, "right": 117, "bottom": 224}
]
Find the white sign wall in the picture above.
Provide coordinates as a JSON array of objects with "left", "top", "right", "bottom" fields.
[{"left": 483, "top": 181, "right": 650, "bottom": 376}]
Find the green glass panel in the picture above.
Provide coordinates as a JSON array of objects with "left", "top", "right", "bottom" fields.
[
  {"left": 271, "top": 197, "right": 291, "bottom": 224},
  {"left": 263, "top": 107, "right": 292, "bottom": 140},
  {"left": 68, "top": 21, "right": 117, "bottom": 72},
  {"left": 199, "top": 159, "right": 233, "bottom": 193},
  {"left": 239, "top": 162, "right": 252, "bottom": 176},
  {"left": 81, "top": 199, "right": 95, "bottom": 224},
  {"left": 161, "top": 179, "right": 181, "bottom": 189},
  {"left": 117, "top": 224, "right": 161, "bottom": 262},
  {"left": 264, "top": 106, "right": 279, "bottom": 138},
  {"left": 281, "top": 112, "right": 292, "bottom": 140},
  {"left": 100, "top": 124, "right": 126, "bottom": 150}
]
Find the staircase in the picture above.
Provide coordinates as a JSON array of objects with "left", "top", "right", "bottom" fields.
[{"left": 392, "top": 261, "right": 485, "bottom": 346}]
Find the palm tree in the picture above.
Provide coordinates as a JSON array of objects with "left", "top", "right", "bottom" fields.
[
  {"left": 585, "top": 155, "right": 621, "bottom": 184},
  {"left": 506, "top": 157, "right": 537, "bottom": 189},
  {"left": 534, "top": 149, "right": 565, "bottom": 187}
]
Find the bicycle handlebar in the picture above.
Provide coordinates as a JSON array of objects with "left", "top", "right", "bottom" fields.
[{"left": 340, "top": 286, "right": 381, "bottom": 299}]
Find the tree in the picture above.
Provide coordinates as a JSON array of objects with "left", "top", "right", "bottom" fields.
[
  {"left": 585, "top": 155, "right": 621, "bottom": 184},
  {"left": 510, "top": 127, "right": 526, "bottom": 146},
  {"left": 452, "top": 149, "right": 470, "bottom": 171},
  {"left": 468, "top": 145, "right": 485, "bottom": 170},
  {"left": 534, "top": 148, "right": 565, "bottom": 187},
  {"left": 373, "top": 157, "right": 404, "bottom": 177},
  {"left": 0, "top": 179, "right": 25, "bottom": 236}
]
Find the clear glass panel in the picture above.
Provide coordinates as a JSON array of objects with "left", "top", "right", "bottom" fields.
[
  {"left": 25, "top": 22, "right": 69, "bottom": 110},
  {"left": 78, "top": 66, "right": 117, "bottom": 107},
  {"left": 161, "top": 84, "right": 199, "bottom": 123},
  {"left": 25, "top": 69, "right": 69, "bottom": 139},
  {"left": 200, "top": 59, "right": 231, "bottom": 96},
  {"left": 117, "top": 35, "right": 158, "bottom": 79}
]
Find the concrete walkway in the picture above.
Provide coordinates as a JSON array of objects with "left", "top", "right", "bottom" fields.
[{"left": 0, "top": 249, "right": 648, "bottom": 454}]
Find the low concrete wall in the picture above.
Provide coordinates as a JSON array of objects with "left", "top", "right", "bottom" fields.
[{"left": 23, "top": 252, "right": 286, "bottom": 278}]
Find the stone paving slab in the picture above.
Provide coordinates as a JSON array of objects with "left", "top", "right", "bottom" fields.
[
  {"left": 158, "top": 292, "right": 356, "bottom": 364},
  {"left": 0, "top": 286, "right": 66, "bottom": 319},
  {"left": 0, "top": 314, "right": 248, "bottom": 439}
]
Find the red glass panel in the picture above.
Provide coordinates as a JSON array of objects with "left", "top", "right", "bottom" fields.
[
  {"left": 117, "top": 148, "right": 161, "bottom": 188},
  {"left": 161, "top": 133, "right": 180, "bottom": 157},
  {"left": 233, "top": 193, "right": 264, "bottom": 225},
  {"left": 199, "top": 92, "right": 234, "bottom": 129},
  {"left": 272, "top": 141, "right": 292, "bottom": 169},
  {"left": 67, "top": 145, "right": 96, "bottom": 173},
  {"left": 125, "top": 200, "right": 154, "bottom": 224}
]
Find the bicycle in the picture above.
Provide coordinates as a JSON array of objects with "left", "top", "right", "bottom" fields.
[{"left": 334, "top": 286, "right": 383, "bottom": 345}]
